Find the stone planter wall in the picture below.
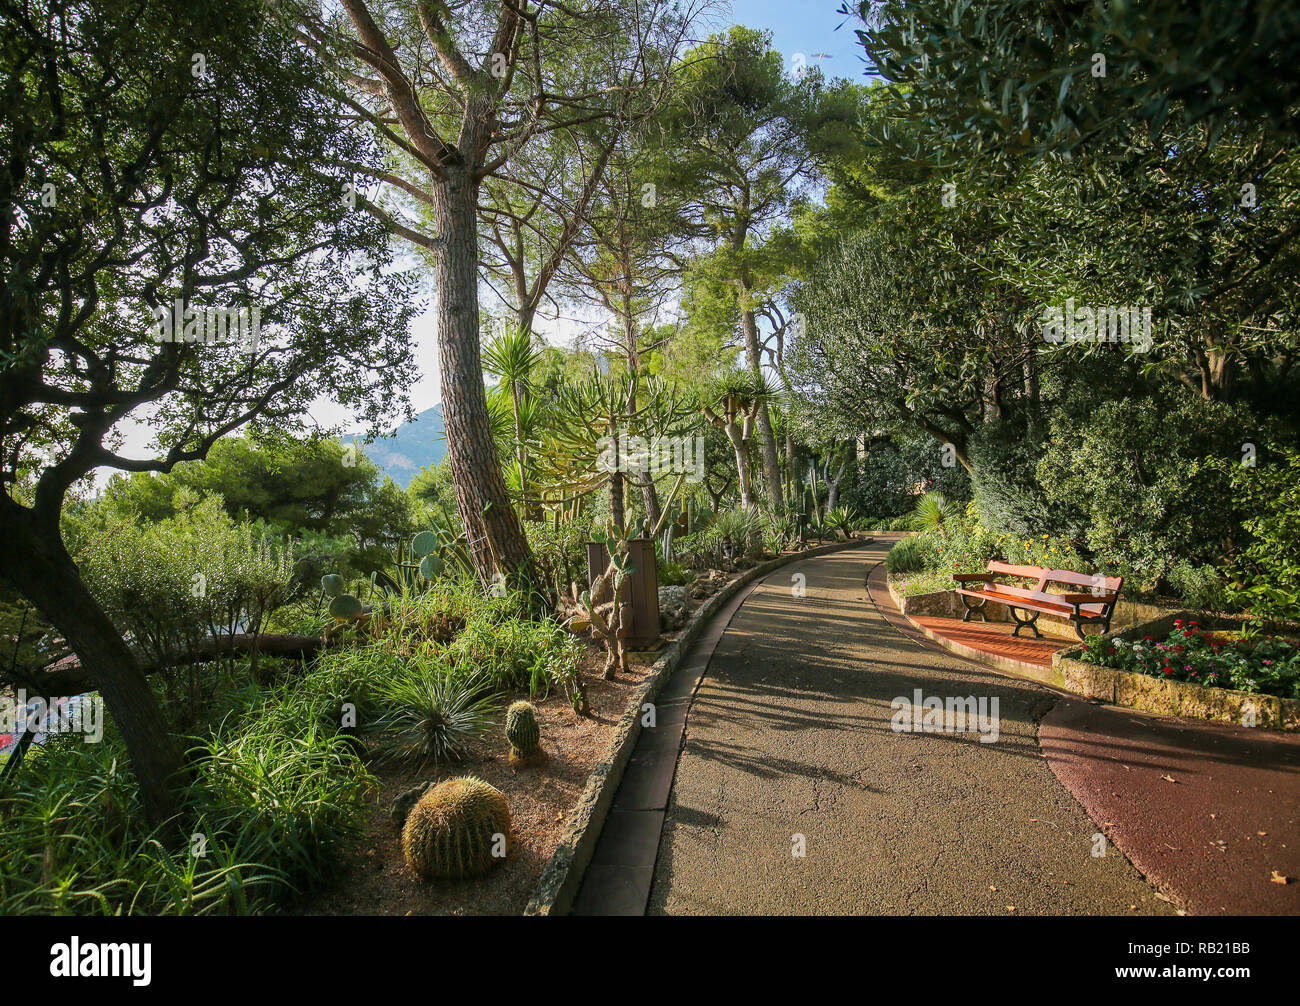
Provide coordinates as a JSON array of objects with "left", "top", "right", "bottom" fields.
[{"left": 1053, "top": 610, "right": 1300, "bottom": 731}]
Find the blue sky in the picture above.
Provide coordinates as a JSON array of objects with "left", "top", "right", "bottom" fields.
[{"left": 728, "top": 0, "right": 870, "bottom": 84}]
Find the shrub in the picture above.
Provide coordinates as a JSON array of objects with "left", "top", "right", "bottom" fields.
[
  {"left": 907, "top": 492, "right": 959, "bottom": 533},
  {"left": 1036, "top": 396, "right": 1258, "bottom": 583},
  {"left": 886, "top": 537, "right": 925, "bottom": 574},
  {"left": 1167, "top": 560, "right": 1230, "bottom": 613},
  {"left": 401, "top": 777, "right": 512, "bottom": 880},
  {"left": 523, "top": 518, "right": 589, "bottom": 597},
  {"left": 190, "top": 712, "right": 376, "bottom": 894},
  {"left": 75, "top": 492, "right": 300, "bottom": 670},
  {"left": 846, "top": 433, "right": 970, "bottom": 519},
  {"left": 0, "top": 696, "right": 374, "bottom": 915},
  {"left": 657, "top": 559, "right": 693, "bottom": 586},
  {"left": 824, "top": 505, "right": 859, "bottom": 536},
  {"left": 969, "top": 423, "right": 1085, "bottom": 547},
  {"left": 1211, "top": 445, "right": 1300, "bottom": 618},
  {"left": 916, "top": 505, "right": 999, "bottom": 574}
]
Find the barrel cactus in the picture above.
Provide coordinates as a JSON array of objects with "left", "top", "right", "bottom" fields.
[
  {"left": 505, "top": 701, "right": 543, "bottom": 767},
  {"left": 401, "top": 777, "right": 512, "bottom": 880}
]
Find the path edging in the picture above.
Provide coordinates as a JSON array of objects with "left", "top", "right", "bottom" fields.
[{"left": 523, "top": 537, "right": 875, "bottom": 916}]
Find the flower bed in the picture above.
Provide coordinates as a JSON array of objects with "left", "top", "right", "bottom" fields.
[{"left": 1078, "top": 618, "right": 1300, "bottom": 700}]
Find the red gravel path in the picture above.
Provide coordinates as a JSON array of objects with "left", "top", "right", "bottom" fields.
[{"left": 1040, "top": 697, "right": 1300, "bottom": 915}]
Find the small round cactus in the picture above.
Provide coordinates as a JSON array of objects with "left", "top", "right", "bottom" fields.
[
  {"left": 401, "top": 776, "right": 512, "bottom": 881},
  {"left": 505, "top": 700, "right": 543, "bottom": 767}
]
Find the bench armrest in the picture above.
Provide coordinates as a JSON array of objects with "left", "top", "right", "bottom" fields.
[
  {"left": 1059, "top": 592, "right": 1118, "bottom": 606},
  {"left": 952, "top": 573, "right": 995, "bottom": 583}
]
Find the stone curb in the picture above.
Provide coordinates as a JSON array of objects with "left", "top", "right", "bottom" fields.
[{"left": 523, "top": 537, "right": 876, "bottom": 916}]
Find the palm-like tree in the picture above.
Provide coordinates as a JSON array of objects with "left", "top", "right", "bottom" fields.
[
  {"left": 483, "top": 322, "right": 543, "bottom": 516},
  {"left": 700, "top": 371, "right": 770, "bottom": 510}
]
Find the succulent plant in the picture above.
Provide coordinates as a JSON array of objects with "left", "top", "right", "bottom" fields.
[
  {"left": 321, "top": 573, "right": 346, "bottom": 597},
  {"left": 401, "top": 776, "right": 512, "bottom": 880},
  {"left": 419, "top": 553, "right": 444, "bottom": 580},
  {"left": 328, "top": 593, "right": 364, "bottom": 620},
  {"left": 505, "top": 700, "right": 543, "bottom": 767},
  {"left": 410, "top": 530, "right": 438, "bottom": 557}
]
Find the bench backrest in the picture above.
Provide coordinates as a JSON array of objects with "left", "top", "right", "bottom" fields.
[{"left": 984, "top": 561, "right": 1122, "bottom": 603}]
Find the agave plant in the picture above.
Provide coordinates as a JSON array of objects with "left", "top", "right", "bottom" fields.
[
  {"left": 824, "top": 506, "right": 859, "bottom": 537},
  {"left": 713, "top": 508, "right": 763, "bottom": 558},
  {"left": 372, "top": 665, "right": 498, "bottom": 766}
]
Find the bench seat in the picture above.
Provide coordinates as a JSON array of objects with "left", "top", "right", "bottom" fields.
[{"left": 951, "top": 561, "right": 1123, "bottom": 640}]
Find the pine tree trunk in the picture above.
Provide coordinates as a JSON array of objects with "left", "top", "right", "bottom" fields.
[
  {"left": 0, "top": 504, "right": 183, "bottom": 830},
  {"left": 740, "top": 307, "right": 782, "bottom": 509},
  {"left": 432, "top": 165, "right": 537, "bottom": 586}
]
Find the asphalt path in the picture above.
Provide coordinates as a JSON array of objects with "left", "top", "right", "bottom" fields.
[{"left": 648, "top": 542, "right": 1175, "bottom": 915}]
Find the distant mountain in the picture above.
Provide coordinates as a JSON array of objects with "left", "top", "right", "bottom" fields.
[{"left": 352, "top": 404, "right": 446, "bottom": 487}]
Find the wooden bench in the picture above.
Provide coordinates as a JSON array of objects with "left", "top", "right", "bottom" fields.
[{"left": 952, "top": 561, "right": 1123, "bottom": 641}]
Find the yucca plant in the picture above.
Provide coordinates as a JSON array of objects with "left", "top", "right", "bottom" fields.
[
  {"left": 372, "top": 665, "right": 498, "bottom": 767},
  {"left": 908, "top": 492, "right": 961, "bottom": 535}
]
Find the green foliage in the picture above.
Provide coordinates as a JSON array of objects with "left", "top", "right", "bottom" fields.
[
  {"left": 1167, "top": 561, "right": 1231, "bottom": 614},
  {"left": 523, "top": 518, "right": 589, "bottom": 595},
  {"left": 916, "top": 505, "right": 1000, "bottom": 575},
  {"left": 969, "top": 425, "right": 1085, "bottom": 548},
  {"left": 851, "top": 0, "right": 1300, "bottom": 163},
  {"left": 401, "top": 777, "right": 512, "bottom": 881},
  {"left": 1214, "top": 447, "right": 1300, "bottom": 618},
  {"left": 0, "top": 687, "right": 374, "bottom": 915},
  {"left": 843, "top": 435, "right": 971, "bottom": 521},
  {"left": 74, "top": 493, "right": 300, "bottom": 668},
  {"left": 505, "top": 700, "right": 543, "bottom": 766},
  {"left": 656, "top": 559, "right": 693, "bottom": 586},
  {"left": 1036, "top": 397, "right": 1254, "bottom": 582},
  {"left": 328, "top": 594, "right": 364, "bottom": 620},
  {"left": 907, "top": 493, "right": 959, "bottom": 534},
  {"left": 823, "top": 506, "right": 859, "bottom": 536},
  {"left": 885, "top": 537, "right": 925, "bottom": 575},
  {"left": 372, "top": 666, "right": 498, "bottom": 768}
]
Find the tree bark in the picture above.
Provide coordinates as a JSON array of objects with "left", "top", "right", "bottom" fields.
[
  {"left": 432, "top": 164, "right": 537, "bottom": 587},
  {"left": 0, "top": 504, "right": 183, "bottom": 830},
  {"left": 740, "top": 306, "right": 783, "bottom": 510},
  {"left": 620, "top": 306, "right": 661, "bottom": 527}
]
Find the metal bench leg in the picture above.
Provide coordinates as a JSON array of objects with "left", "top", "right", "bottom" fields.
[
  {"left": 960, "top": 594, "right": 988, "bottom": 623},
  {"left": 1074, "top": 617, "right": 1111, "bottom": 642},
  {"left": 1009, "top": 607, "right": 1043, "bottom": 639}
]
